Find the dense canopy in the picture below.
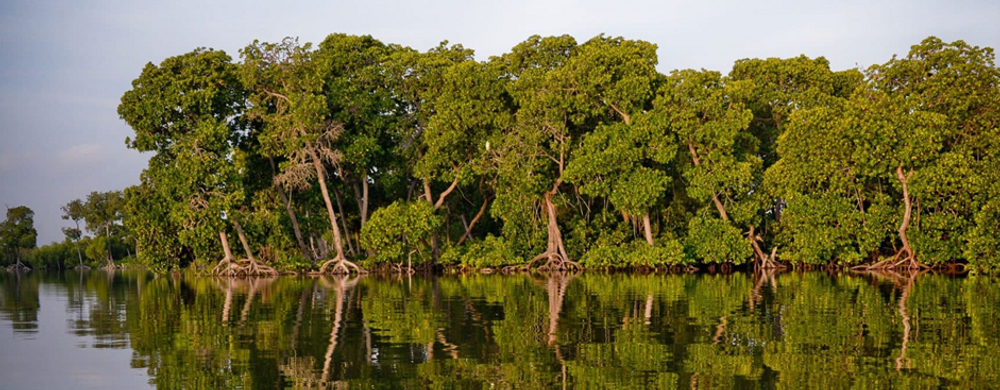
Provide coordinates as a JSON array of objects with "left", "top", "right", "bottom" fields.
[{"left": 7, "top": 34, "right": 999, "bottom": 274}]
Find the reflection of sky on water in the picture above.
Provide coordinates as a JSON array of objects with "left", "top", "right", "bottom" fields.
[{"left": 0, "top": 284, "right": 151, "bottom": 390}]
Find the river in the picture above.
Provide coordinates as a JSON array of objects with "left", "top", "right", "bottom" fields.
[{"left": 1, "top": 270, "right": 997, "bottom": 389}]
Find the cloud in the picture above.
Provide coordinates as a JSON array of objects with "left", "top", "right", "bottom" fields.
[{"left": 58, "top": 143, "right": 105, "bottom": 165}]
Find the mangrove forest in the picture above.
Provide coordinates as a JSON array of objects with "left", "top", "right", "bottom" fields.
[{"left": 4, "top": 34, "right": 1000, "bottom": 275}]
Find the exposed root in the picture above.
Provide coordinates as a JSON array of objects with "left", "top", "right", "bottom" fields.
[
  {"left": 6, "top": 262, "right": 31, "bottom": 272},
  {"left": 750, "top": 228, "right": 786, "bottom": 271},
  {"left": 242, "top": 257, "right": 280, "bottom": 277},
  {"left": 317, "top": 255, "right": 366, "bottom": 275},
  {"left": 851, "top": 248, "right": 928, "bottom": 271},
  {"left": 212, "top": 257, "right": 279, "bottom": 277},
  {"left": 391, "top": 263, "right": 416, "bottom": 275},
  {"left": 100, "top": 259, "right": 120, "bottom": 271},
  {"left": 212, "top": 256, "right": 242, "bottom": 277},
  {"left": 512, "top": 251, "right": 581, "bottom": 273}
]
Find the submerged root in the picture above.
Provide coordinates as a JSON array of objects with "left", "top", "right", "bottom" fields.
[{"left": 317, "top": 256, "right": 366, "bottom": 275}]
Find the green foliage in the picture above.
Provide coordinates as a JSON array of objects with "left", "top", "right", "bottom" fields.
[
  {"left": 102, "top": 34, "right": 1000, "bottom": 272},
  {"left": 581, "top": 240, "right": 687, "bottom": 268},
  {"left": 685, "top": 213, "right": 752, "bottom": 265},
  {"left": 27, "top": 240, "right": 74, "bottom": 269},
  {"left": 453, "top": 235, "right": 522, "bottom": 269},
  {"left": 965, "top": 198, "right": 1000, "bottom": 270},
  {"left": 1, "top": 206, "right": 37, "bottom": 265},
  {"left": 361, "top": 201, "right": 441, "bottom": 265},
  {"left": 123, "top": 181, "right": 187, "bottom": 272},
  {"left": 84, "top": 236, "right": 109, "bottom": 262}
]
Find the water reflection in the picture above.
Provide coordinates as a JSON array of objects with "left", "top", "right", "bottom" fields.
[
  {"left": 0, "top": 271, "right": 39, "bottom": 336},
  {"left": 1, "top": 270, "right": 999, "bottom": 388}
]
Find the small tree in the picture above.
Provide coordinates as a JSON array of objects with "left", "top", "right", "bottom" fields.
[
  {"left": 1, "top": 206, "right": 37, "bottom": 271},
  {"left": 61, "top": 199, "right": 88, "bottom": 269}
]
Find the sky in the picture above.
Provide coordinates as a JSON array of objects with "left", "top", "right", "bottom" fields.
[{"left": 1, "top": 0, "right": 998, "bottom": 245}]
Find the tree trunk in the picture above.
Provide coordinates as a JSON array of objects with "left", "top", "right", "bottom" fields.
[
  {"left": 307, "top": 143, "right": 362, "bottom": 274},
  {"left": 690, "top": 139, "right": 779, "bottom": 266},
  {"left": 457, "top": 197, "right": 490, "bottom": 246},
  {"left": 523, "top": 183, "right": 578, "bottom": 272},
  {"left": 220, "top": 231, "right": 235, "bottom": 260},
  {"left": 361, "top": 178, "right": 369, "bottom": 228},
  {"left": 309, "top": 147, "right": 345, "bottom": 260},
  {"left": 420, "top": 176, "right": 461, "bottom": 263},
  {"left": 642, "top": 211, "right": 654, "bottom": 246},
  {"left": 270, "top": 157, "right": 312, "bottom": 261},
  {"left": 104, "top": 223, "right": 115, "bottom": 268},
  {"left": 75, "top": 240, "right": 84, "bottom": 268},
  {"left": 279, "top": 186, "right": 311, "bottom": 260},
  {"left": 212, "top": 230, "right": 240, "bottom": 276},
  {"left": 229, "top": 217, "right": 277, "bottom": 276},
  {"left": 231, "top": 217, "right": 256, "bottom": 261},
  {"left": 333, "top": 188, "right": 356, "bottom": 255},
  {"left": 423, "top": 178, "right": 434, "bottom": 203},
  {"left": 895, "top": 165, "right": 917, "bottom": 268}
]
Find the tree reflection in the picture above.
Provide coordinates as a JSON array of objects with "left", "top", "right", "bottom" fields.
[{"left": 2, "top": 271, "right": 999, "bottom": 389}]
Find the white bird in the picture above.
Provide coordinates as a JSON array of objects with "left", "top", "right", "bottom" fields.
[{"left": 485, "top": 141, "right": 490, "bottom": 151}]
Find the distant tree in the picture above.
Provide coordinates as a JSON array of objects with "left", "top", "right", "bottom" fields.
[
  {"left": 61, "top": 199, "right": 88, "bottom": 269},
  {"left": 81, "top": 190, "right": 125, "bottom": 269},
  {"left": 1, "top": 206, "right": 37, "bottom": 271}
]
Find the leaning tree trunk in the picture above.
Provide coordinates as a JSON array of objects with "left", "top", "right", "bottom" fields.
[
  {"left": 212, "top": 230, "right": 241, "bottom": 276},
  {"left": 456, "top": 196, "right": 491, "bottom": 247},
  {"left": 333, "top": 188, "right": 356, "bottom": 255},
  {"left": 279, "top": 184, "right": 313, "bottom": 261},
  {"left": 688, "top": 140, "right": 777, "bottom": 268},
  {"left": 231, "top": 216, "right": 277, "bottom": 276},
  {"left": 308, "top": 145, "right": 363, "bottom": 274},
  {"left": 270, "top": 157, "right": 313, "bottom": 262},
  {"left": 642, "top": 211, "right": 654, "bottom": 246}
]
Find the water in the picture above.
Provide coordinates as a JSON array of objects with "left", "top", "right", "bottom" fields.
[{"left": 1, "top": 270, "right": 998, "bottom": 389}]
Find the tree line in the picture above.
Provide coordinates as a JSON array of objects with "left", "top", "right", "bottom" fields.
[
  {"left": 7, "top": 34, "right": 1000, "bottom": 274},
  {"left": 1, "top": 191, "right": 131, "bottom": 271}
]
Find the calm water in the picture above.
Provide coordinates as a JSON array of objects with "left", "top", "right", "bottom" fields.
[{"left": 1, "top": 270, "right": 998, "bottom": 389}]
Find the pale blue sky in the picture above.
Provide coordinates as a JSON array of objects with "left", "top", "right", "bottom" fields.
[{"left": 1, "top": 0, "right": 998, "bottom": 244}]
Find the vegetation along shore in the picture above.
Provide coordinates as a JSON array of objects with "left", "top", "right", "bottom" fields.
[{"left": 4, "top": 34, "right": 999, "bottom": 275}]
